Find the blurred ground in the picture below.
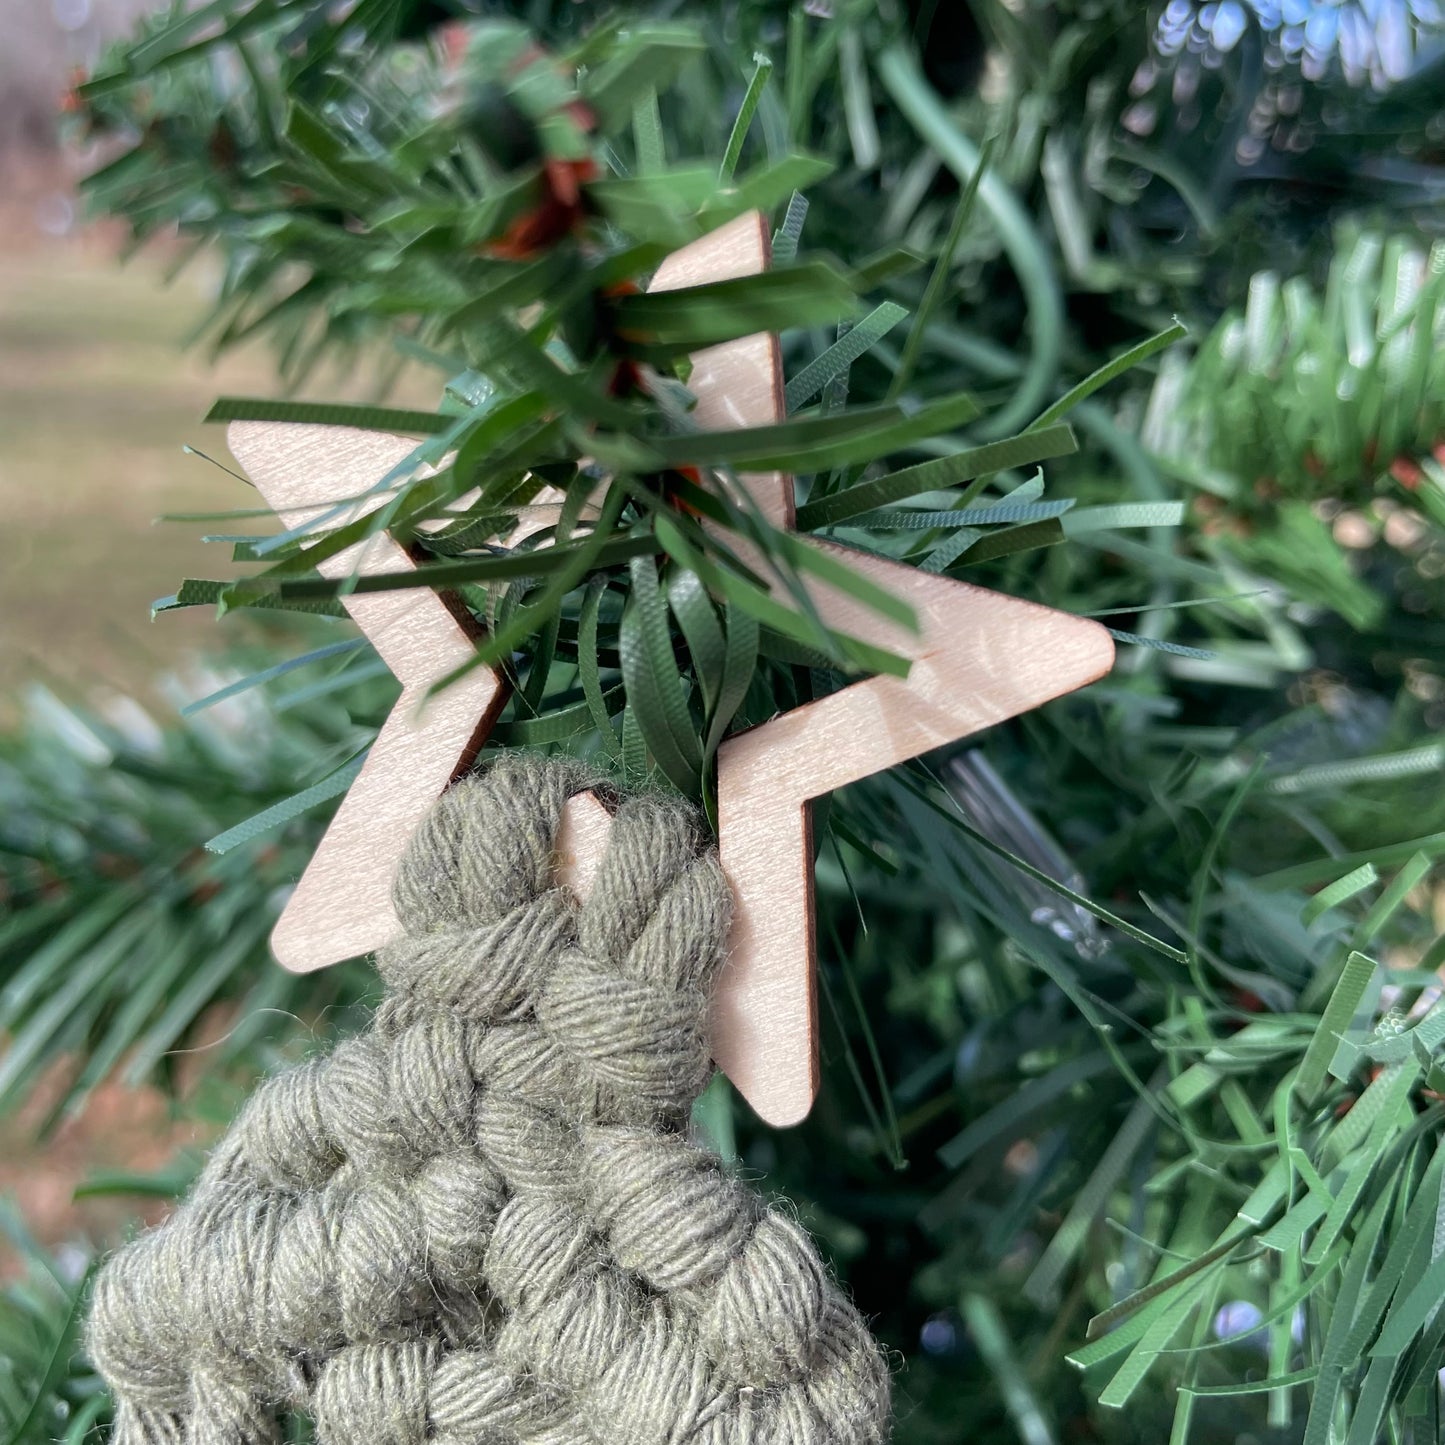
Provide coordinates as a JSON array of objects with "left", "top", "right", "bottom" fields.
[
  {"left": 0, "top": 176, "right": 277, "bottom": 721},
  {"left": 0, "top": 1054, "right": 212, "bottom": 1264},
  {"left": 0, "top": 200, "right": 432, "bottom": 726},
  {"left": 0, "top": 2, "right": 263, "bottom": 715},
  {"left": 0, "top": 175, "right": 266, "bottom": 1259},
  {"left": 0, "top": 150, "right": 432, "bottom": 1259}
]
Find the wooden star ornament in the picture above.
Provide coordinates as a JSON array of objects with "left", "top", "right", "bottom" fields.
[{"left": 225, "top": 211, "right": 1114, "bottom": 1128}]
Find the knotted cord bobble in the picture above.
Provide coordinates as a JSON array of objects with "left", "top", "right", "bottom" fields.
[
  {"left": 318, "top": 1034, "right": 414, "bottom": 1168},
  {"left": 494, "top": 1265, "right": 641, "bottom": 1395},
  {"left": 583, "top": 1127, "right": 758, "bottom": 1292},
  {"left": 391, "top": 754, "right": 595, "bottom": 932},
  {"left": 108, "top": 1401, "right": 186, "bottom": 1445},
  {"left": 534, "top": 944, "right": 710, "bottom": 1114},
  {"left": 802, "top": 1300, "right": 896, "bottom": 1444},
  {"left": 465, "top": 1021, "right": 575, "bottom": 1112},
  {"left": 87, "top": 756, "right": 891, "bottom": 1443},
  {"left": 410, "top": 1149, "right": 506, "bottom": 1280},
  {"left": 685, "top": 1214, "right": 830, "bottom": 1381},
  {"left": 485, "top": 1195, "right": 650, "bottom": 1398},
  {"left": 484, "top": 1195, "right": 599, "bottom": 1312},
  {"left": 377, "top": 890, "right": 576, "bottom": 1024},
  {"left": 333, "top": 1177, "right": 431, "bottom": 1340},
  {"left": 232, "top": 1056, "right": 341, "bottom": 1192},
  {"left": 586, "top": 1304, "right": 716, "bottom": 1444},
  {"left": 577, "top": 794, "right": 715, "bottom": 970},
  {"left": 311, "top": 1340, "right": 437, "bottom": 1445},
  {"left": 88, "top": 1243, "right": 192, "bottom": 1413},
  {"left": 390, "top": 1009, "right": 475, "bottom": 1154},
  {"left": 188, "top": 1371, "right": 282, "bottom": 1445},
  {"left": 427, "top": 1347, "right": 555, "bottom": 1441},
  {"left": 473, "top": 1091, "right": 578, "bottom": 1195}
]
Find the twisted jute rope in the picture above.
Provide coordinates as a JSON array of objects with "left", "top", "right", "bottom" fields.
[{"left": 87, "top": 754, "right": 892, "bottom": 1443}]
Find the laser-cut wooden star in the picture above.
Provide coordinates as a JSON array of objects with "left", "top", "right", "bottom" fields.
[{"left": 225, "top": 211, "right": 1113, "bottom": 1127}]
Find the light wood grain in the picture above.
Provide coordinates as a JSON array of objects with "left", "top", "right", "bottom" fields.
[
  {"left": 225, "top": 423, "right": 606, "bottom": 968},
  {"left": 711, "top": 560, "right": 1113, "bottom": 1123},
  {"left": 648, "top": 210, "right": 1116, "bottom": 1125},
  {"left": 224, "top": 209, "right": 1115, "bottom": 1128},
  {"left": 647, "top": 213, "right": 792, "bottom": 529},
  {"left": 553, "top": 789, "right": 615, "bottom": 901}
]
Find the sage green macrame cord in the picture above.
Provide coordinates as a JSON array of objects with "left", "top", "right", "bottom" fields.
[{"left": 87, "top": 754, "right": 892, "bottom": 1443}]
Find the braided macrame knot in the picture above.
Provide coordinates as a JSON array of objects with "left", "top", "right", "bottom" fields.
[{"left": 88, "top": 754, "right": 892, "bottom": 1444}]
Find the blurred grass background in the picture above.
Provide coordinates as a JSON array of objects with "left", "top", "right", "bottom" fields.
[
  {"left": 0, "top": 1, "right": 414, "bottom": 713},
  {"left": 0, "top": 232, "right": 270, "bottom": 717},
  {"left": 0, "top": 3, "right": 432, "bottom": 1261},
  {"left": 0, "top": 229, "right": 232, "bottom": 1256},
  {"left": 0, "top": 0, "right": 255, "bottom": 1254}
]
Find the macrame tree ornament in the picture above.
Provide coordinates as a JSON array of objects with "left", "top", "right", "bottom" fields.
[
  {"left": 88, "top": 206, "right": 1111, "bottom": 1442},
  {"left": 87, "top": 756, "right": 892, "bottom": 1443},
  {"left": 221, "top": 211, "right": 1115, "bottom": 1128}
]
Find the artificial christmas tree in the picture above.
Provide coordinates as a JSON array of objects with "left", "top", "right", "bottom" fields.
[{"left": 3, "top": 3, "right": 1444, "bottom": 1441}]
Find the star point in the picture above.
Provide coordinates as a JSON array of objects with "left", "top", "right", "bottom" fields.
[{"left": 225, "top": 211, "right": 1113, "bottom": 1126}]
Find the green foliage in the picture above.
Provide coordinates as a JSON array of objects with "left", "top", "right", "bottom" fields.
[
  {"left": 1157, "top": 230, "right": 1445, "bottom": 506},
  {"left": 72, "top": 5, "right": 1218, "bottom": 825},
  {"left": 0, "top": 1209, "right": 106, "bottom": 1444},
  {"left": 0, "top": 659, "right": 379, "bottom": 1128},
  {"left": 765, "top": 735, "right": 1444, "bottom": 1440},
  {"left": 3, "top": 2, "right": 1441, "bottom": 1443}
]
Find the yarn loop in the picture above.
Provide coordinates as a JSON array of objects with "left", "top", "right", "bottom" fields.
[{"left": 88, "top": 755, "right": 891, "bottom": 1442}]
